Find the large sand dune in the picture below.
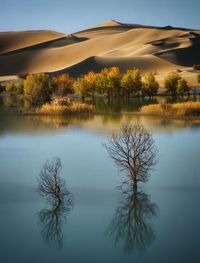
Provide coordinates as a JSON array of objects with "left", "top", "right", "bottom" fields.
[{"left": 0, "top": 20, "right": 200, "bottom": 85}]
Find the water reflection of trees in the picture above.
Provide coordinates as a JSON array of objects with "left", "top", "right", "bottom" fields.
[
  {"left": 106, "top": 186, "right": 157, "bottom": 253},
  {"left": 37, "top": 157, "right": 73, "bottom": 248},
  {"left": 38, "top": 198, "right": 73, "bottom": 248},
  {"left": 104, "top": 122, "right": 158, "bottom": 253}
]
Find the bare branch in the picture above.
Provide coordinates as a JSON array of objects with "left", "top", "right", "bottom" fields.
[
  {"left": 37, "top": 157, "right": 71, "bottom": 206},
  {"left": 104, "top": 122, "right": 157, "bottom": 188}
]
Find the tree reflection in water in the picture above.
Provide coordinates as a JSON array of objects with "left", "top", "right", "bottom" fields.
[
  {"left": 38, "top": 199, "right": 73, "bottom": 248},
  {"left": 106, "top": 185, "right": 157, "bottom": 254},
  {"left": 37, "top": 157, "right": 73, "bottom": 248},
  {"left": 104, "top": 122, "right": 158, "bottom": 253}
]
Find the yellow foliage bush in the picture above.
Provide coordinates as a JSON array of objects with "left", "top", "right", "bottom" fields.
[
  {"left": 140, "top": 101, "right": 200, "bottom": 117},
  {"left": 35, "top": 97, "right": 95, "bottom": 115}
]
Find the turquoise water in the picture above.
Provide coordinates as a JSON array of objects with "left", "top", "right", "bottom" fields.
[{"left": 0, "top": 114, "right": 199, "bottom": 263}]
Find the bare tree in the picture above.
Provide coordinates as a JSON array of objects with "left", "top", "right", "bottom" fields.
[
  {"left": 104, "top": 122, "right": 157, "bottom": 189},
  {"left": 37, "top": 157, "right": 71, "bottom": 206},
  {"left": 37, "top": 157, "right": 73, "bottom": 247}
]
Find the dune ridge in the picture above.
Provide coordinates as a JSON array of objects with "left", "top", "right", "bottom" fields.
[{"left": 0, "top": 21, "right": 200, "bottom": 85}]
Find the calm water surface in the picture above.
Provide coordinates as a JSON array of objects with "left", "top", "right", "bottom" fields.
[{"left": 0, "top": 113, "right": 200, "bottom": 263}]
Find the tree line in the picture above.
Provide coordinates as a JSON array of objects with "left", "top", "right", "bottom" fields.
[{"left": 2, "top": 67, "right": 196, "bottom": 106}]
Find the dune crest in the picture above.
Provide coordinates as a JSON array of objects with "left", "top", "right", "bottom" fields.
[{"left": 0, "top": 21, "right": 200, "bottom": 85}]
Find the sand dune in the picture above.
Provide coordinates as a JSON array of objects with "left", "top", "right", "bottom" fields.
[
  {"left": 0, "top": 20, "right": 200, "bottom": 85},
  {"left": 0, "top": 30, "right": 65, "bottom": 54}
]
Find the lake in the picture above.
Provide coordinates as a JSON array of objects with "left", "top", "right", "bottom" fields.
[{"left": 0, "top": 112, "right": 200, "bottom": 263}]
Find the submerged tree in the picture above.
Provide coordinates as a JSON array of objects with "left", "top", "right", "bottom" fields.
[
  {"left": 106, "top": 187, "right": 157, "bottom": 253},
  {"left": 37, "top": 157, "right": 71, "bottom": 206},
  {"left": 37, "top": 157, "right": 73, "bottom": 248},
  {"left": 104, "top": 122, "right": 157, "bottom": 189}
]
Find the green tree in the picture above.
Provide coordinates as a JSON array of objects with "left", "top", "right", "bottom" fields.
[
  {"left": 15, "top": 83, "right": 24, "bottom": 95},
  {"left": 73, "top": 71, "right": 97, "bottom": 99},
  {"left": 177, "top": 78, "right": 189, "bottom": 97},
  {"left": 164, "top": 72, "right": 180, "bottom": 96},
  {"left": 95, "top": 67, "right": 121, "bottom": 97},
  {"left": 121, "top": 68, "right": 142, "bottom": 97},
  {"left": 6, "top": 82, "right": 16, "bottom": 94},
  {"left": 23, "top": 73, "right": 53, "bottom": 105},
  {"left": 142, "top": 72, "right": 159, "bottom": 98},
  {"left": 6, "top": 82, "right": 24, "bottom": 95}
]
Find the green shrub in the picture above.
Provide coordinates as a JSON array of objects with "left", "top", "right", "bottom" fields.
[{"left": 23, "top": 73, "right": 54, "bottom": 105}]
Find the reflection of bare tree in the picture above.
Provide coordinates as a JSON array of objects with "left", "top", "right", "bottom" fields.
[
  {"left": 37, "top": 157, "right": 73, "bottom": 248},
  {"left": 38, "top": 200, "right": 73, "bottom": 248},
  {"left": 106, "top": 187, "right": 157, "bottom": 254}
]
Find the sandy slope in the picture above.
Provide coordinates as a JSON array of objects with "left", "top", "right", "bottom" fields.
[{"left": 0, "top": 20, "right": 200, "bottom": 86}]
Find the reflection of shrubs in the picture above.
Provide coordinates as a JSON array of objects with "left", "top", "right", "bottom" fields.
[
  {"left": 23, "top": 73, "right": 54, "bottom": 105},
  {"left": 35, "top": 96, "right": 95, "bottom": 115}
]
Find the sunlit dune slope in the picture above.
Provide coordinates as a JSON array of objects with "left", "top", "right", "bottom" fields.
[
  {"left": 0, "top": 30, "right": 66, "bottom": 54},
  {"left": 0, "top": 20, "right": 200, "bottom": 83}
]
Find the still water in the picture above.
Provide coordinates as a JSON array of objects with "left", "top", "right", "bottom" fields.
[{"left": 0, "top": 113, "right": 199, "bottom": 263}]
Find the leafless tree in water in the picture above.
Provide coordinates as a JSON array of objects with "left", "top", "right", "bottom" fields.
[
  {"left": 106, "top": 186, "right": 157, "bottom": 254},
  {"left": 37, "top": 157, "right": 73, "bottom": 248},
  {"left": 104, "top": 122, "right": 157, "bottom": 189},
  {"left": 37, "top": 157, "right": 71, "bottom": 206}
]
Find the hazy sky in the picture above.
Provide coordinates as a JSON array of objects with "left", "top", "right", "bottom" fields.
[{"left": 0, "top": 0, "right": 199, "bottom": 33}]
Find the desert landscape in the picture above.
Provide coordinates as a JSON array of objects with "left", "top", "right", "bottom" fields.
[
  {"left": 0, "top": 20, "right": 200, "bottom": 87},
  {"left": 1, "top": 0, "right": 200, "bottom": 261}
]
